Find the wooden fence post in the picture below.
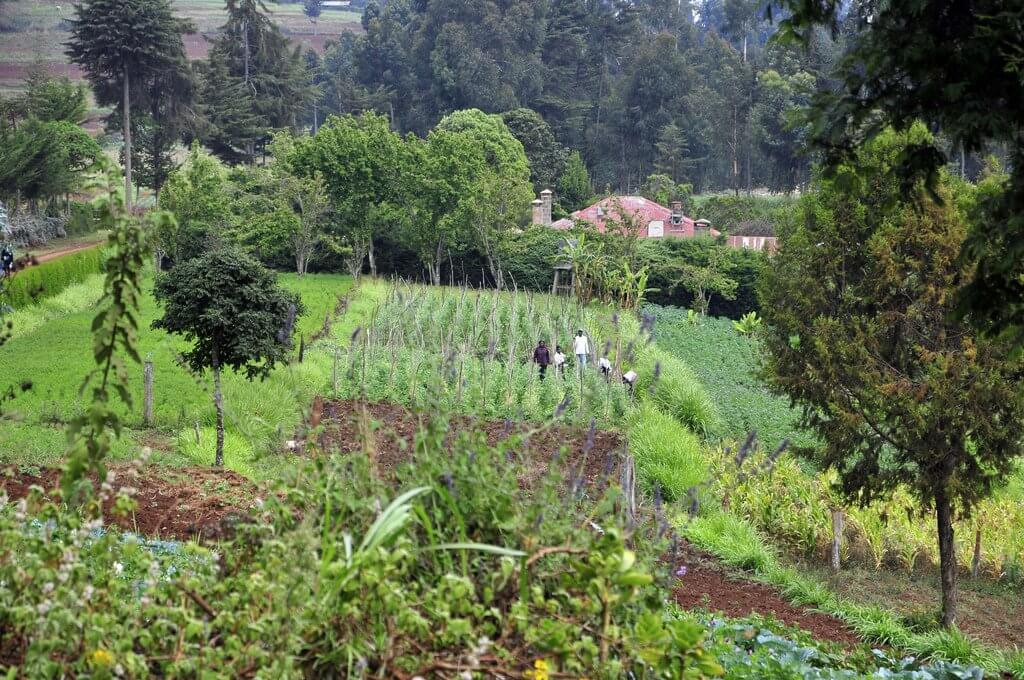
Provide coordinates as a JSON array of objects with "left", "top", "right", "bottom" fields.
[
  {"left": 971, "top": 525, "right": 982, "bottom": 578},
  {"left": 298, "top": 334, "right": 305, "bottom": 363},
  {"left": 143, "top": 360, "right": 154, "bottom": 427},
  {"left": 193, "top": 421, "right": 201, "bottom": 446},
  {"left": 620, "top": 454, "right": 637, "bottom": 525},
  {"left": 830, "top": 508, "right": 844, "bottom": 572},
  {"left": 332, "top": 347, "right": 339, "bottom": 396}
]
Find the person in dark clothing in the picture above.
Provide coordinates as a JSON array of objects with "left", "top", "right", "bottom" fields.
[
  {"left": 0, "top": 245, "right": 14, "bottom": 278},
  {"left": 533, "top": 339, "right": 551, "bottom": 380}
]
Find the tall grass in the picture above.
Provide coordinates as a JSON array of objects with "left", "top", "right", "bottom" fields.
[
  {"left": 5, "top": 246, "right": 105, "bottom": 309},
  {"left": 633, "top": 344, "right": 722, "bottom": 437},
  {"left": 627, "top": 402, "right": 706, "bottom": 500}
]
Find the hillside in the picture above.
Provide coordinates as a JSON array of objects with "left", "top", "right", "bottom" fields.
[{"left": 0, "top": 0, "right": 361, "bottom": 94}]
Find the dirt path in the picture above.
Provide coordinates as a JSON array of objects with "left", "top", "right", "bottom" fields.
[
  {"left": 31, "top": 240, "right": 102, "bottom": 264},
  {"left": 672, "top": 542, "right": 862, "bottom": 648}
]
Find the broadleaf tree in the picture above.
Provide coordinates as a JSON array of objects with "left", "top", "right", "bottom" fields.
[
  {"left": 152, "top": 248, "right": 302, "bottom": 467},
  {"left": 286, "top": 112, "right": 408, "bottom": 278},
  {"left": 759, "top": 127, "right": 1024, "bottom": 627}
]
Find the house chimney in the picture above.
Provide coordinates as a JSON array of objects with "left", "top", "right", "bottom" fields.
[
  {"left": 540, "top": 189, "right": 553, "bottom": 225},
  {"left": 670, "top": 200, "right": 683, "bottom": 214},
  {"left": 532, "top": 199, "right": 545, "bottom": 226}
]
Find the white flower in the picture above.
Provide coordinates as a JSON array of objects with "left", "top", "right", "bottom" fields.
[
  {"left": 83, "top": 585, "right": 94, "bottom": 601},
  {"left": 36, "top": 601, "right": 51, "bottom": 615},
  {"left": 42, "top": 582, "right": 54, "bottom": 594},
  {"left": 113, "top": 562, "right": 124, "bottom": 575}
]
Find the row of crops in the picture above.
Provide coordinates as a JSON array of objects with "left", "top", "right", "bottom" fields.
[{"left": 324, "top": 280, "right": 640, "bottom": 424}]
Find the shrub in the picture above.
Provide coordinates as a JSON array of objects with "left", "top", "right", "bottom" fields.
[
  {"left": 684, "top": 510, "right": 774, "bottom": 572},
  {"left": 5, "top": 246, "right": 104, "bottom": 309},
  {"left": 64, "top": 201, "right": 102, "bottom": 236},
  {"left": 627, "top": 402, "right": 707, "bottom": 501}
]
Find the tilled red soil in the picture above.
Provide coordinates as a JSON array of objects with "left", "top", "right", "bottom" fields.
[
  {"left": 1, "top": 465, "right": 259, "bottom": 540},
  {"left": 320, "top": 399, "right": 625, "bottom": 490},
  {"left": 672, "top": 541, "right": 862, "bottom": 647}
]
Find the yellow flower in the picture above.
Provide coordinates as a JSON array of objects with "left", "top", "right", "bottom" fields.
[
  {"left": 89, "top": 648, "right": 115, "bottom": 668},
  {"left": 524, "top": 658, "right": 549, "bottom": 680}
]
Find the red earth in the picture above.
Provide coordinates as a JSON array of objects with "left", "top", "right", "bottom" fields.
[{"left": 3, "top": 399, "right": 867, "bottom": 649}]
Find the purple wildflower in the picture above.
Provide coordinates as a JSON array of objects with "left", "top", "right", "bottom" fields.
[{"left": 675, "top": 565, "right": 688, "bottom": 578}]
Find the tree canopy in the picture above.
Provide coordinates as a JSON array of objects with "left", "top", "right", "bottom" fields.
[
  {"left": 152, "top": 247, "right": 302, "bottom": 466},
  {"left": 759, "top": 127, "right": 1024, "bottom": 627}
]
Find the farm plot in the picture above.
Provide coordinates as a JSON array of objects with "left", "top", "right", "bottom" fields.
[{"left": 321, "top": 280, "right": 638, "bottom": 425}]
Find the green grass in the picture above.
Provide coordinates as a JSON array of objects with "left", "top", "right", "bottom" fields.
[
  {"left": 634, "top": 343, "right": 722, "bottom": 437},
  {"left": 646, "top": 305, "right": 815, "bottom": 450},
  {"left": 627, "top": 402, "right": 706, "bottom": 500},
  {"left": 0, "top": 271, "right": 352, "bottom": 478}
]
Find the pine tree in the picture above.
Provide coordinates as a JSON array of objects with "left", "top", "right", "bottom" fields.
[
  {"left": 66, "top": 0, "right": 193, "bottom": 208},
  {"left": 199, "top": 0, "right": 314, "bottom": 162}
]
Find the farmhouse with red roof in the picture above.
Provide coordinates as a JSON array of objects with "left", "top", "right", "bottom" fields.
[{"left": 531, "top": 190, "right": 776, "bottom": 251}]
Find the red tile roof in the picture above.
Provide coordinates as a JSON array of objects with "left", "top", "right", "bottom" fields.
[{"left": 569, "top": 196, "right": 696, "bottom": 238}]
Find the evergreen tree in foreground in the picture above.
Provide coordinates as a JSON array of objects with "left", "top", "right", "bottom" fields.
[{"left": 760, "top": 127, "right": 1024, "bottom": 627}]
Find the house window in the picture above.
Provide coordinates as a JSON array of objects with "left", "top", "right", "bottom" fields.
[{"left": 596, "top": 206, "right": 605, "bottom": 216}]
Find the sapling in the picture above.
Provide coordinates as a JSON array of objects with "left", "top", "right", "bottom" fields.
[{"left": 153, "top": 248, "right": 301, "bottom": 467}]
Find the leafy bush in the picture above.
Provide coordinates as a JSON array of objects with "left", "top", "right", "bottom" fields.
[
  {"left": 733, "top": 312, "right": 762, "bottom": 336},
  {"left": 5, "top": 246, "right": 104, "bottom": 309},
  {"left": 628, "top": 402, "right": 707, "bottom": 501}
]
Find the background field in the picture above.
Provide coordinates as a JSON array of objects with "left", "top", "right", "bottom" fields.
[{"left": 0, "top": 0, "right": 361, "bottom": 94}]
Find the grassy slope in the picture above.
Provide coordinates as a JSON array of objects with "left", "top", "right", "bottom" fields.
[
  {"left": 0, "top": 272, "right": 352, "bottom": 478},
  {"left": 646, "top": 305, "right": 815, "bottom": 451}
]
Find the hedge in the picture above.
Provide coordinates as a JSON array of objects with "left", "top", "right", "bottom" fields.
[{"left": 5, "top": 246, "right": 105, "bottom": 309}]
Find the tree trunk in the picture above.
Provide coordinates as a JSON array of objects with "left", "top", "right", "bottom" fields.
[
  {"left": 830, "top": 508, "right": 844, "bottom": 572},
  {"left": 368, "top": 238, "right": 377, "bottom": 277},
  {"left": 212, "top": 346, "right": 225, "bottom": 468},
  {"left": 935, "top": 483, "right": 958, "bottom": 627},
  {"left": 123, "top": 68, "right": 133, "bottom": 210}
]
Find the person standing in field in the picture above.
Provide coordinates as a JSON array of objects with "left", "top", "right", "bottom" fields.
[
  {"left": 533, "top": 339, "right": 551, "bottom": 380},
  {"left": 553, "top": 345, "right": 567, "bottom": 379},
  {"left": 573, "top": 330, "right": 590, "bottom": 371}
]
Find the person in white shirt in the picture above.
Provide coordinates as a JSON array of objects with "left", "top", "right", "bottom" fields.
[
  {"left": 598, "top": 356, "right": 612, "bottom": 379},
  {"left": 622, "top": 369, "right": 638, "bottom": 396},
  {"left": 553, "top": 345, "right": 567, "bottom": 379},
  {"left": 572, "top": 330, "right": 590, "bottom": 370}
]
